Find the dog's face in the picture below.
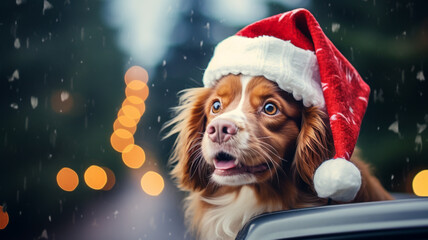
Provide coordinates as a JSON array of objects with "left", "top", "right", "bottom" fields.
[{"left": 201, "top": 75, "right": 302, "bottom": 186}]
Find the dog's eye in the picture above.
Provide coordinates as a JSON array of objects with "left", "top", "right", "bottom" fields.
[
  {"left": 263, "top": 103, "right": 278, "bottom": 115},
  {"left": 211, "top": 100, "right": 221, "bottom": 114}
]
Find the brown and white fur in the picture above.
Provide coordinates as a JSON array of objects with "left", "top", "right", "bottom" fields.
[{"left": 165, "top": 74, "right": 392, "bottom": 240}]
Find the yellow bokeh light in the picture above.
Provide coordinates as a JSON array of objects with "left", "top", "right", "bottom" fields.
[
  {"left": 118, "top": 105, "right": 142, "bottom": 121},
  {"left": 110, "top": 129, "right": 134, "bottom": 152},
  {"left": 413, "top": 170, "right": 428, "bottom": 196},
  {"left": 84, "top": 165, "right": 107, "bottom": 190},
  {"left": 101, "top": 167, "right": 116, "bottom": 191},
  {"left": 124, "top": 66, "right": 149, "bottom": 85},
  {"left": 141, "top": 171, "right": 164, "bottom": 196},
  {"left": 0, "top": 206, "right": 9, "bottom": 230},
  {"left": 122, "top": 96, "right": 146, "bottom": 116},
  {"left": 125, "top": 80, "right": 149, "bottom": 101},
  {"left": 56, "top": 167, "right": 79, "bottom": 192},
  {"left": 113, "top": 116, "right": 137, "bottom": 134},
  {"left": 122, "top": 144, "right": 146, "bottom": 169}
]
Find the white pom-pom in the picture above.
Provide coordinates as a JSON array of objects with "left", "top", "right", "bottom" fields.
[{"left": 313, "top": 158, "right": 361, "bottom": 202}]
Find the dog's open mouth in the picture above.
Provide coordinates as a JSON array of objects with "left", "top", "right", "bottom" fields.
[{"left": 213, "top": 151, "right": 269, "bottom": 176}]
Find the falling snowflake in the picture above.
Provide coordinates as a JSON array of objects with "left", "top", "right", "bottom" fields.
[
  {"left": 416, "top": 70, "right": 425, "bottom": 81},
  {"left": 8, "top": 69, "right": 19, "bottom": 82},
  {"left": 417, "top": 123, "right": 427, "bottom": 134},
  {"left": 14, "top": 38, "right": 21, "bottom": 49},
  {"left": 373, "top": 89, "right": 384, "bottom": 103},
  {"left": 39, "top": 229, "right": 48, "bottom": 239},
  {"left": 10, "top": 103, "right": 19, "bottom": 109},
  {"left": 42, "top": 0, "right": 53, "bottom": 15},
  {"left": 31, "top": 97, "right": 38, "bottom": 109},
  {"left": 331, "top": 23, "right": 340, "bottom": 33},
  {"left": 388, "top": 120, "right": 400, "bottom": 136},
  {"left": 60, "top": 91, "right": 69, "bottom": 102},
  {"left": 415, "top": 135, "right": 422, "bottom": 152}
]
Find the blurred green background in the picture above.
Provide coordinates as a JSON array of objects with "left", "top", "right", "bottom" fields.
[{"left": 0, "top": 0, "right": 427, "bottom": 239}]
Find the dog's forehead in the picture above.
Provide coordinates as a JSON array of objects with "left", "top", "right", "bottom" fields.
[
  {"left": 212, "top": 75, "right": 301, "bottom": 119},
  {"left": 215, "top": 75, "right": 278, "bottom": 96}
]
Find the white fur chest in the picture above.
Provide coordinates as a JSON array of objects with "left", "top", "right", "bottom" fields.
[{"left": 198, "top": 186, "right": 267, "bottom": 240}]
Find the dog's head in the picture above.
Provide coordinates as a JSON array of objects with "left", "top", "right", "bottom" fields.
[
  {"left": 202, "top": 75, "right": 302, "bottom": 186},
  {"left": 166, "top": 74, "right": 333, "bottom": 191}
]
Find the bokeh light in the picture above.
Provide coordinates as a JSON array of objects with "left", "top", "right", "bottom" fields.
[
  {"left": 51, "top": 90, "right": 74, "bottom": 114},
  {"left": 125, "top": 80, "right": 149, "bottom": 101},
  {"left": 118, "top": 105, "right": 142, "bottom": 121},
  {"left": 84, "top": 165, "right": 107, "bottom": 190},
  {"left": 141, "top": 171, "right": 164, "bottom": 196},
  {"left": 413, "top": 170, "right": 428, "bottom": 196},
  {"left": 102, "top": 167, "right": 116, "bottom": 191},
  {"left": 0, "top": 206, "right": 9, "bottom": 230},
  {"left": 124, "top": 65, "right": 149, "bottom": 85},
  {"left": 113, "top": 116, "right": 137, "bottom": 134},
  {"left": 56, "top": 167, "right": 79, "bottom": 192},
  {"left": 110, "top": 129, "right": 134, "bottom": 152},
  {"left": 122, "top": 96, "right": 146, "bottom": 115},
  {"left": 122, "top": 144, "right": 146, "bottom": 169}
]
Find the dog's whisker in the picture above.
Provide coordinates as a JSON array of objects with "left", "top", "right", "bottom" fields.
[
  {"left": 189, "top": 151, "right": 202, "bottom": 180},
  {"left": 255, "top": 147, "right": 281, "bottom": 184},
  {"left": 256, "top": 140, "right": 285, "bottom": 163}
]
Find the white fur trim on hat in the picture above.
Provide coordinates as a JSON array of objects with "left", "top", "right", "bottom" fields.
[
  {"left": 313, "top": 158, "right": 361, "bottom": 202},
  {"left": 203, "top": 35, "right": 324, "bottom": 108}
]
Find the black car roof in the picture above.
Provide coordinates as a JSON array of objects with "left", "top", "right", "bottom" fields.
[{"left": 236, "top": 198, "right": 428, "bottom": 240}]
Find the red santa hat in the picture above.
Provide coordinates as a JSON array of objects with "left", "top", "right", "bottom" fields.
[{"left": 203, "top": 8, "right": 370, "bottom": 202}]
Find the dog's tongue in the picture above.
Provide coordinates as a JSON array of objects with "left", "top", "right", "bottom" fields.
[{"left": 214, "top": 160, "right": 237, "bottom": 170}]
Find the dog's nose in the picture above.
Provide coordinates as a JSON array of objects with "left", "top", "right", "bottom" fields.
[{"left": 206, "top": 119, "right": 238, "bottom": 143}]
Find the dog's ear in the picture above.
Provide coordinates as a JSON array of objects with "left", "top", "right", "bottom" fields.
[
  {"left": 292, "top": 107, "right": 334, "bottom": 188},
  {"left": 164, "top": 87, "right": 213, "bottom": 191}
]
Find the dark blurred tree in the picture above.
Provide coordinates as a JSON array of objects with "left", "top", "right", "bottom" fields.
[{"left": 0, "top": 0, "right": 126, "bottom": 238}]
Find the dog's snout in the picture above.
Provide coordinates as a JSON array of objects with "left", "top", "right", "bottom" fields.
[{"left": 207, "top": 119, "right": 238, "bottom": 143}]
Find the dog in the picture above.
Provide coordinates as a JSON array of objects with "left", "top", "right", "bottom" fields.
[
  {"left": 165, "top": 9, "right": 393, "bottom": 240},
  {"left": 165, "top": 74, "right": 392, "bottom": 239}
]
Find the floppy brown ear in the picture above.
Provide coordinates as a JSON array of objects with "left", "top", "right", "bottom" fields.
[
  {"left": 292, "top": 107, "right": 334, "bottom": 188},
  {"left": 163, "top": 87, "right": 213, "bottom": 191}
]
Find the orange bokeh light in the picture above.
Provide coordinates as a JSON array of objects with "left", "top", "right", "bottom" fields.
[
  {"left": 56, "top": 167, "right": 79, "bottom": 192},
  {"left": 124, "top": 66, "right": 149, "bottom": 85},
  {"left": 118, "top": 105, "right": 142, "bottom": 121},
  {"left": 101, "top": 167, "right": 116, "bottom": 191},
  {"left": 122, "top": 96, "right": 146, "bottom": 115},
  {"left": 413, "top": 170, "right": 428, "bottom": 197},
  {"left": 84, "top": 165, "right": 107, "bottom": 190},
  {"left": 0, "top": 206, "right": 9, "bottom": 230},
  {"left": 122, "top": 144, "right": 146, "bottom": 169},
  {"left": 125, "top": 80, "right": 149, "bottom": 101},
  {"left": 141, "top": 171, "right": 164, "bottom": 196},
  {"left": 110, "top": 129, "right": 134, "bottom": 152},
  {"left": 113, "top": 116, "right": 137, "bottom": 134}
]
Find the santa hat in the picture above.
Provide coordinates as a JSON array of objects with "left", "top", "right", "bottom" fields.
[{"left": 202, "top": 8, "right": 370, "bottom": 202}]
